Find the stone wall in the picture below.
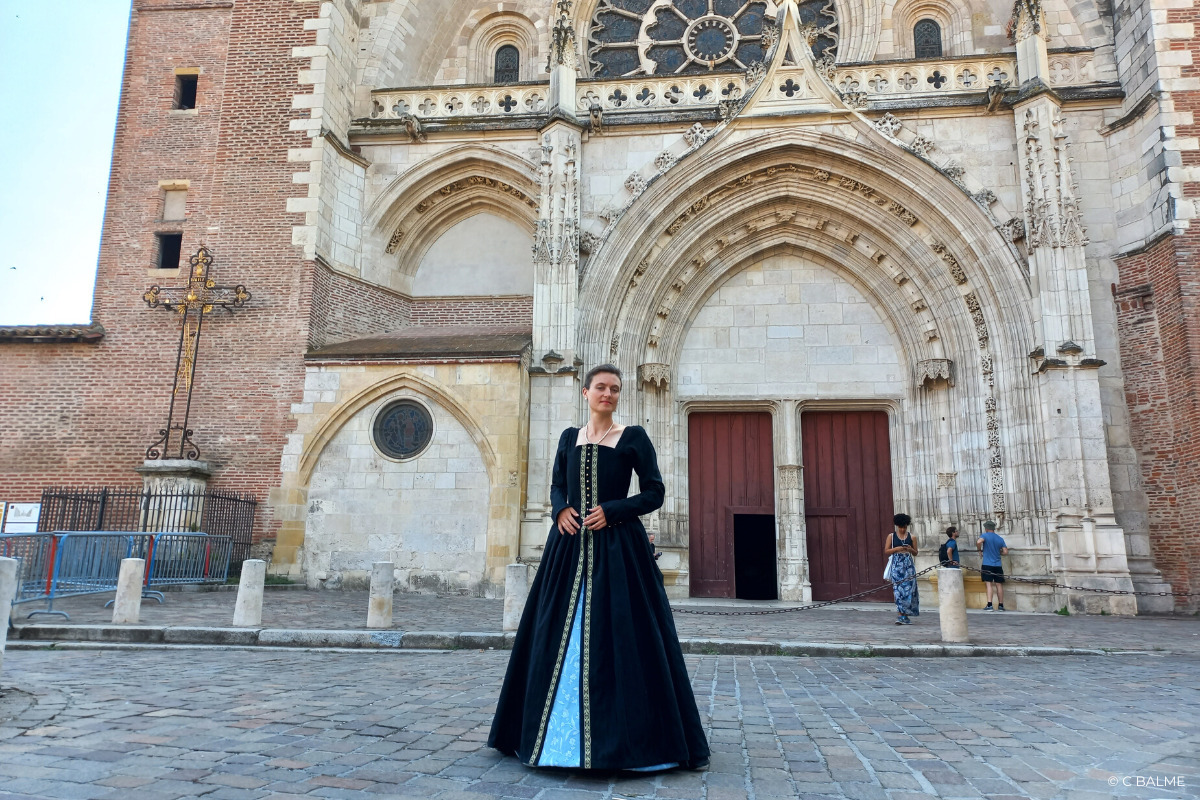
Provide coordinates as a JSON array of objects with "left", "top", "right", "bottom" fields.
[
  {"left": 677, "top": 255, "right": 905, "bottom": 398},
  {"left": 272, "top": 361, "right": 528, "bottom": 595},
  {"left": 304, "top": 390, "right": 491, "bottom": 593}
]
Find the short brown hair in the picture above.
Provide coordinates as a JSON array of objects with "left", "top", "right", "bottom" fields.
[{"left": 584, "top": 363, "right": 622, "bottom": 388}]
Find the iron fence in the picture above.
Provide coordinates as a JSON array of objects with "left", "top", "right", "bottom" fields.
[{"left": 37, "top": 486, "right": 256, "bottom": 572}]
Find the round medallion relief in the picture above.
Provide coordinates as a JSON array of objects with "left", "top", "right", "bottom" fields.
[{"left": 372, "top": 400, "right": 434, "bottom": 460}]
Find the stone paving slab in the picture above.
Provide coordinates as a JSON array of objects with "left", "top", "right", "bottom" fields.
[
  {"left": 9, "top": 589, "right": 1200, "bottom": 654},
  {"left": 1, "top": 648, "right": 1198, "bottom": 799}
]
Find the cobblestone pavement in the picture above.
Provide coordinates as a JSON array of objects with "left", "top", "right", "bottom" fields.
[
  {"left": 17, "top": 590, "right": 1200, "bottom": 654},
  {"left": 1, "top": 649, "right": 1198, "bottom": 800}
]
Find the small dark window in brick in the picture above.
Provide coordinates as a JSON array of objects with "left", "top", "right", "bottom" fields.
[
  {"left": 157, "top": 233, "right": 183, "bottom": 270},
  {"left": 914, "top": 19, "right": 943, "bottom": 59},
  {"left": 495, "top": 45, "right": 520, "bottom": 84},
  {"left": 174, "top": 74, "right": 198, "bottom": 110}
]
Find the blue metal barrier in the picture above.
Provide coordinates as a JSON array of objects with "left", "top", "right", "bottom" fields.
[
  {"left": 1, "top": 531, "right": 232, "bottom": 621},
  {"left": 146, "top": 532, "right": 232, "bottom": 589},
  {"left": 0, "top": 533, "right": 56, "bottom": 608}
]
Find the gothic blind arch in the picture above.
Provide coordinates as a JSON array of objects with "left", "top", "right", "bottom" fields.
[
  {"left": 466, "top": 13, "right": 539, "bottom": 84},
  {"left": 886, "top": 0, "right": 972, "bottom": 58}
]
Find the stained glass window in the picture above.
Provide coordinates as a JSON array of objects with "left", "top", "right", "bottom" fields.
[
  {"left": 914, "top": 19, "right": 942, "bottom": 59},
  {"left": 495, "top": 45, "right": 520, "bottom": 84},
  {"left": 588, "top": 0, "right": 839, "bottom": 78}
]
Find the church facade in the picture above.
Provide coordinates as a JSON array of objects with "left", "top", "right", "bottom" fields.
[{"left": 2, "top": 0, "right": 1198, "bottom": 612}]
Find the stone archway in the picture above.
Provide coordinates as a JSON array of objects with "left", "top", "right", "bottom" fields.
[{"left": 577, "top": 130, "right": 1049, "bottom": 599}]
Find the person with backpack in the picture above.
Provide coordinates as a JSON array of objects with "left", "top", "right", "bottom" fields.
[{"left": 938, "top": 526, "right": 960, "bottom": 567}]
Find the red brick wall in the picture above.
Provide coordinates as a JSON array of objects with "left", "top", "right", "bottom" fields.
[
  {"left": 309, "top": 261, "right": 412, "bottom": 349},
  {"left": 0, "top": 1, "right": 319, "bottom": 547},
  {"left": 1114, "top": 232, "right": 1200, "bottom": 608},
  {"left": 410, "top": 297, "right": 533, "bottom": 327}
]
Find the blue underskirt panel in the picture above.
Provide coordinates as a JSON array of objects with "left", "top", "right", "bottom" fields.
[{"left": 538, "top": 579, "right": 585, "bottom": 767}]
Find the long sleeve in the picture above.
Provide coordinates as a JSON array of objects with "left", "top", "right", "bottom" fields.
[
  {"left": 600, "top": 426, "right": 665, "bottom": 525},
  {"left": 549, "top": 427, "right": 575, "bottom": 527}
]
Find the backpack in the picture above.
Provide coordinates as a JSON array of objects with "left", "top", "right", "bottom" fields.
[{"left": 938, "top": 540, "right": 951, "bottom": 565}]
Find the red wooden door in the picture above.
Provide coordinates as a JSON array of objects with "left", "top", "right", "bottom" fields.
[
  {"left": 802, "top": 410, "right": 894, "bottom": 601},
  {"left": 688, "top": 412, "right": 774, "bottom": 598}
]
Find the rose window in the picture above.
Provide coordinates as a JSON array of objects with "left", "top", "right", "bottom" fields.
[{"left": 588, "top": 0, "right": 839, "bottom": 78}]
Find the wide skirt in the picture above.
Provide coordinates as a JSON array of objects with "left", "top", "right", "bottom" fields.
[{"left": 487, "top": 520, "right": 709, "bottom": 770}]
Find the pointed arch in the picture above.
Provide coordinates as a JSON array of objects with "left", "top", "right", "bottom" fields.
[
  {"left": 298, "top": 371, "right": 500, "bottom": 487},
  {"left": 364, "top": 145, "right": 540, "bottom": 294}
]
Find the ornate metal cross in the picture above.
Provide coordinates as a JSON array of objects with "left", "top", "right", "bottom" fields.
[{"left": 142, "top": 246, "right": 251, "bottom": 460}]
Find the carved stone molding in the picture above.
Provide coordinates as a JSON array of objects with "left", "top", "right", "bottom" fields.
[
  {"left": 931, "top": 242, "right": 968, "bottom": 285},
  {"left": 1001, "top": 217, "right": 1026, "bottom": 242},
  {"left": 1020, "top": 108, "right": 1088, "bottom": 250},
  {"left": 415, "top": 175, "right": 538, "bottom": 214},
  {"left": 874, "top": 113, "right": 903, "bottom": 137},
  {"left": 964, "top": 293, "right": 990, "bottom": 349},
  {"left": 385, "top": 226, "right": 405, "bottom": 255},
  {"left": 937, "top": 472, "right": 957, "bottom": 488},
  {"left": 684, "top": 122, "right": 709, "bottom": 148},
  {"left": 638, "top": 362, "right": 671, "bottom": 389},
  {"left": 665, "top": 164, "right": 919, "bottom": 236},
  {"left": 916, "top": 358, "right": 954, "bottom": 388},
  {"left": 907, "top": 135, "right": 935, "bottom": 157},
  {"left": 777, "top": 465, "right": 802, "bottom": 490}
]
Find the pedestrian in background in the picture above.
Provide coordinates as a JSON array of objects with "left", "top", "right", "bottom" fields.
[
  {"left": 884, "top": 513, "right": 919, "bottom": 625},
  {"left": 977, "top": 520, "right": 1009, "bottom": 611},
  {"left": 938, "top": 526, "right": 960, "bottom": 567}
]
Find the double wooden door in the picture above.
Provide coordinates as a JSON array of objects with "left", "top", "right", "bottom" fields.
[{"left": 802, "top": 410, "right": 894, "bottom": 601}]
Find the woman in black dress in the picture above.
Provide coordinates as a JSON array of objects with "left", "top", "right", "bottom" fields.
[{"left": 488, "top": 364, "right": 709, "bottom": 771}]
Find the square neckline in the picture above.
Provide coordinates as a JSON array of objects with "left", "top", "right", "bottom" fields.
[{"left": 573, "top": 425, "right": 633, "bottom": 450}]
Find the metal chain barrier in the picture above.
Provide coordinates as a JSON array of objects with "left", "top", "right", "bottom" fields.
[
  {"left": 957, "top": 564, "right": 1200, "bottom": 598},
  {"left": 672, "top": 563, "right": 1200, "bottom": 616},
  {"left": 672, "top": 565, "right": 939, "bottom": 616}
]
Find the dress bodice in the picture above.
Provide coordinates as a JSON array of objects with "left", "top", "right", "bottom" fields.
[{"left": 550, "top": 425, "right": 665, "bottom": 529}]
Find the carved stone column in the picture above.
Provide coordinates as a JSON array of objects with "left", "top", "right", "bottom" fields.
[
  {"left": 917, "top": 359, "right": 958, "bottom": 526},
  {"left": 776, "top": 400, "right": 808, "bottom": 601},
  {"left": 1010, "top": 0, "right": 1135, "bottom": 614},
  {"left": 523, "top": 11, "right": 584, "bottom": 561},
  {"left": 637, "top": 362, "right": 673, "bottom": 539}
]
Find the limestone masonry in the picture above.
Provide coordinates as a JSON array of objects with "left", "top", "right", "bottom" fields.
[{"left": 1, "top": 0, "right": 1198, "bottom": 613}]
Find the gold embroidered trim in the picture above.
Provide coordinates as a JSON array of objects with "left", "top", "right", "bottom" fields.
[
  {"left": 582, "top": 442, "right": 599, "bottom": 768},
  {"left": 529, "top": 443, "right": 589, "bottom": 765}
]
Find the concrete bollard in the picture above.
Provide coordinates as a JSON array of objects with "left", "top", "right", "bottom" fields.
[
  {"left": 367, "top": 562, "right": 395, "bottom": 629},
  {"left": 112, "top": 558, "right": 146, "bottom": 624},
  {"left": 0, "top": 557, "right": 18, "bottom": 678},
  {"left": 503, "top": 563, "right": 530, "bottom": 632},
  {"left": 937, "top": 567, "right": 970, "bottom": 643},
  {"left": 232, "top": 559, "right": 267, "bottom": 628}
]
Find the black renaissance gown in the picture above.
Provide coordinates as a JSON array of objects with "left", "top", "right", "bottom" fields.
[{"left": 488, "top": 425, "right": 709, "bottom": 771}]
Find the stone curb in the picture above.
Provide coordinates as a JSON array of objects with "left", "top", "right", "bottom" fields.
[{"left": 6, "top": 624, "right": 1138, "bottom": 657}]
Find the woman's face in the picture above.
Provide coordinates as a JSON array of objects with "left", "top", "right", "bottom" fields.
[{"left": 583, "top": 372, "right": 622, "bottom": 413}]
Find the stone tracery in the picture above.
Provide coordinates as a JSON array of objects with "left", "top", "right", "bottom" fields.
[{"left": 587, "top": 0, "right": 838, "bottom": 78}]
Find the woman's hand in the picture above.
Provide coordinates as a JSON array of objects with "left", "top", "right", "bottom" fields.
[
  {"left": 583, "top": 505, "right": 608, "bottom": 530},
  {"left": 557, "top": 507, "right": 581, "bottom": 535}
]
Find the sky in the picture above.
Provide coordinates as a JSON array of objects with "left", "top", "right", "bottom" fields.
[{"left": 0, "top": 1, "right": 131, "bottom": 325}]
